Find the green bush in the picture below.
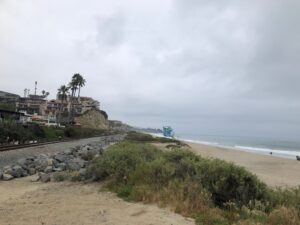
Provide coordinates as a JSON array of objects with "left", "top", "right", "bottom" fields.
[
  {"left": 125, "top": 131, "right": 155, "bottom": 142},
  {"left": 53, "top": 171, "right": 83, "bottom": 182},
  {"left": 87, "top": 141, "right": 160, "bottom": 181},
  {"left": 64, "top": 127, "right": 108, "bottom": 138},
  {"left": 88, "top": 142, "right": 269, "bottom": 208},
  {"left": 125, "top": 131, "right": 182, "bottom": 145},
  {"left": 195, "top": 158, "right": 269, "bottom": 208},
  {"left": 86, "top": 141, "right": 300, "bottom": 224},
  {"left": 268, "top": 187, "right": 300, "bottom": 216}
]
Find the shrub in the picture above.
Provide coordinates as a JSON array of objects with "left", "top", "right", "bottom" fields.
[
  {"left": 87, "top": 141, "right": 161, "bottom": 181},
  {"left": 125, "top": 131, "right": 155, "bottom": 142},
  {"left": 196, "top": 209, "right": 230, "bottom": 225},
  {"left": 124, "top": 131, "right": 181, "bottom": 144},
  {"left": 29, "top": 124, "right": 46, "bottom": 138},
  {"left": 267, "top": 207, "right": 299, "bottom": 225},
  {"left": 64, "top": 127, "right": 77, "bottom": 137},
  {"left": 195, "top": 158, "right": 268, "bottom": 208},
  {"left": 86, "top": 141, "right": 300, "bottom": 224},
  {"left": 53, "top": 171, "right": 83, "bottom": 182},
  {"left": 268, "top": 187, "right": 300, "bottom": 216}
]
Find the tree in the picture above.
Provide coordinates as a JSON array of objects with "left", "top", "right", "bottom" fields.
[
  {"left": 41, "top": 90, "right": 50, "bottom": 99},
  {"left": 69, "top": 73, "right": 86, "bottom": 99},
  {"left": 57, "top": 85, "right": 69, "bottom": 125},
  {"left": 69, "top": 74, "right": 80, "bottom": 97},
  {"left": 76, "top": 75, "right": 86, "bottom": 99}
]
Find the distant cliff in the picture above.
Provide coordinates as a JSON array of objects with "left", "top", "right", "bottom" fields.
[
  {"left": 108, "top": 120, "right": 133, "bottom": 132},
  {"left": 74, "top": 108, "right": 109, "bottom": 129}
]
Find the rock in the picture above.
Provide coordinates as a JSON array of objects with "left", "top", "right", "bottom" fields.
[
  {"left": 28, "top": 167, "right": 36, "bottom": 175},
  {"left": 66, "top": 162, "right": 81, "bottom": 171},
  {"left": 66, "top": 158, "right": 86, "bottom": 171},
  {"left": 57, "top": 163, "right": 66, "bottom": 171},
  {"left": 31, "top": 174, "right": 40, "bottom": 182},
  {"left": 53, "top": 167, "right": 63, "bottom": 172},
  {"left": 3, "top": 173, "right": 14, "bottom": 181},
  {"left": 39, "top": 172, "right": 50, "bottom": 182},
  {"left": 26, "top": 156, "right": 35, "bottom": 161},
  {"left": 54, "top": 154, "right": 67, "bottom": 163},
  {"left": 46, "top": 159, "right": 54, "bottom": 166},
  {"left": 64, "top": 149, "right": 73, "bottom": 155},
  {"left": 52, "top": 159, "right": 60, "bottom": 168},
  {"left": 44, "top": 166, "right": 53, "bottom": 174},
  {"left": 0, "top": 170, "right": 3, "bottom": 179},
  {"left": 81, "top": 145, "right": 91, "bottom": 151},
  {"left": 12, "top": 165, "right": 26, "bottom": 178},
  {"left": 3, "top": 166, "right": 13, "bottom": 175},
  {"left": 34, "top": 158, "right": 51, "bottom": 171},
  {"left": 17, "top": 158, "right": 28, "bottom": 169}
]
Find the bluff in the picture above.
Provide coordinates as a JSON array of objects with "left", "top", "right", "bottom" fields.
[{"left": 74, "top": 109, "right": 108, "bottom": 129}]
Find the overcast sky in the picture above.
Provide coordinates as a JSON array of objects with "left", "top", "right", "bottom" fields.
[{"left": 0, "top": 0, "right": 299, "bottom": 140}]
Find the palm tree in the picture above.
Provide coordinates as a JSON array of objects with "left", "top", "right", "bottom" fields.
[
  {"left": 69, "top": 74, "right": 81, "bottom": 97},
  {"left": 57, "top": 85, "right": 69, "bottom": 125},
  {"left": 76, "top": 75, "right": 86, "bottom": 99},
  {"left": 41, "top": 90, "right": 50, "bottom": 99}
]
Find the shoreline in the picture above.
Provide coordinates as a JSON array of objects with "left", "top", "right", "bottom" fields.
[
  {"left": 150, "top": 133, "right": 300, "bottom": 160},
  {"left": 185, "top": 141, "right": 300, "bottom": 187},
  {"left": 181, "top": 138, "right": 300, "bottom": 161}
]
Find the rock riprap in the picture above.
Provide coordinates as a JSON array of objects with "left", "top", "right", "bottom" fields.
[{"left": 0, "top": 135, "right": 124, "bottom": 182}]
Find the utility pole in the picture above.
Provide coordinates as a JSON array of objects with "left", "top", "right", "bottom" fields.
[{"left": 24, "top": 88, "right": 27, "bottom": 97}]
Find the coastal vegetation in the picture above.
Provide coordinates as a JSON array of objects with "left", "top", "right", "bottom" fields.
[
  {"left": 0, "top": 102, "right": 16, "bottom": 111},
  {"left": 0, "top": 121, "right": 115, "bottom": 144},
  {"left": 84, "top": 132, "right": 300, "bottom": 225}
]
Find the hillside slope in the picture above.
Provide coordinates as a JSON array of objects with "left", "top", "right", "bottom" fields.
[{"left": 74, "top": 109, "right": 109, "bottom": 129}]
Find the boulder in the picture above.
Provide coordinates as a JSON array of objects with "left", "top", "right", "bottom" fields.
[
  {"left": 28, "top": 167, "right": 36, "bottom": 175},
  {"left": 17, "top": 158, "right": 29, "bottom": 169},
  {"left": 53, "top": 167, "right": 63, "bottom": 172},
  {"left": 44, "top": 166, "right": 53, "bottom": 174},
  {"left": 46, "top": 159, "right": 54, "bottom": 166},
  {"left": 66, "top": 158, "right": 86, "bottom": 171},
  {"left": 11, "top": 165, "right": 26, "bottom": 178},
  {"left": 34, "top": 158, "right": 51, "bottom": 171},
  {"left": 3, "top": 173, "right": 14, "bottom": 181},
  {"left": 57, "top": 163, "right": 67, "bottom": 171},
  {"left": 54, "top": 154, "right": 68, "bottom": 163},
  {"left": 81, "top": 145, "right": 91, "bottom": 151},
  {"left": 3, "top": 166, "right": 13, "bottom": 175},
  {"left": 39, "top": 172, "right": 50, "bottom": 182},
  {"left": 31, "top": 174, "right": 40, "bottom": 182},
  {"left": 64, "top": 149, "right": 73, "bottom": 155}
]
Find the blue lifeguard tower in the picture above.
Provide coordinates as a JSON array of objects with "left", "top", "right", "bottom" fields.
[{"left": 163, "top": 126, "right": 174, "bottom": 138}]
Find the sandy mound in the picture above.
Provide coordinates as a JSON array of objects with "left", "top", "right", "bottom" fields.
[{"left": 0, "top": 177, "right": 194, "bottom": 225}]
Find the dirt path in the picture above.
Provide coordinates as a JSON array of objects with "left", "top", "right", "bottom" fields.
[{"left": 0, "top": 177, "right": 194, "bottom": 225}]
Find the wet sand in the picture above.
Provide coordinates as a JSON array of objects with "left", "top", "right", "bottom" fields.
[{"left": 187, "top": 142, "right": 300, "bottom": 187}]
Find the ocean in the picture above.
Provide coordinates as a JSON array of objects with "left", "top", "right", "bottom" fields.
[{"left": 153, "top": 132, "right": 300, "bottom": 160}]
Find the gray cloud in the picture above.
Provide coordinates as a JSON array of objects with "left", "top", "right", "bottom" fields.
[{"left": 0, "top": 0, "right": 299, "bottom": 139}]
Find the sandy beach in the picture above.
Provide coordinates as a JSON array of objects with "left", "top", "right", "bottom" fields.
[
  {"left": 0, "top": 177, "right": 194, "bottom": 225},
  {"left": 186, "top": 142, "right": 300, "bottom": 187}
]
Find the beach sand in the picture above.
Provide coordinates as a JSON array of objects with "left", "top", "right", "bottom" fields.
[
  {"left": 0, "top": 177, "right": 194, "bottom": 225},
  {"left": 186, "top": 142, "right": 300, "bottom": 187}
]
